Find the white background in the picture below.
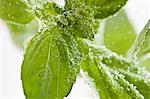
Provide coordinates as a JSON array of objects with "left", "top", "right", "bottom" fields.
[{"left": 0, "top": 0, "right": 150, "bottom": 99}]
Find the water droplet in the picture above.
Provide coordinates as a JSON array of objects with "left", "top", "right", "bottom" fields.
[{"left": 127, "top": 87, "right": 130, "bottom": 91}]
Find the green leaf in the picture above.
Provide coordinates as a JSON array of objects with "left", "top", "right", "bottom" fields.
[
  {"left": 104, "top": 10, "right": 136, "bottom": 56},
  {"left": 22, "top": 0, "right": 61, "bottom": 21},
  {"left": 81, "top": 56, "right": 130, "bottom": 99},
  {"left": 21, "top": 27, "right": 81, "bottom": 99},
  {"left": 7, "top": 19, "right": 39, "bottom": 48},
  {"left": 129, "top": 20, "right": 150, "bottom": 60},
  {"left": 81, "top": 56, "right": 144, "bottom": 99},
  {"left": 32, "top": 1, "right": 59, "bottom": 19},
  {"left": 118, "top": 69, "right": 150, "bottom": 99},
  {"left": 65, "top": 0, "right": 127, "bottom": 19},
  {"left": 81, "top": 42, "right": 150, "bottom": 99},
  {"left": 93, "top": 0, "right": 127, "bottom": 19},
  {"left": 0, "top": 0, "right": 34, "bottom": 24}
]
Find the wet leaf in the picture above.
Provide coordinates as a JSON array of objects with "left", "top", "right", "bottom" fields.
[
  {"left": 81, "top": 42, "right": 150, "bottom": 99},
  {"left": 65, "top": 0, "right": 127, "bottom": 19},
  {"left": 0, "top": 0, "right": 34, "bottom": 24},
  {"left": 129, "top": 20, "right": 150, "bottom": 60},
  {"left": 89, "top": 0, "right": 127, "bottom": 19},
  {"left": 104, "top": 10, "right": 136, "bottom": 56},
  {"left": 21, "top": 27, "right": 81, "bottom": 99},
  {"left": 81, "top": 56, "right": 130, "bottom": 99},
  {"left": 118, "top": 69, "right": 150, "bottom": 99},
  {"left": 4, "top": 0, "right": 148, "bottom": 99}
]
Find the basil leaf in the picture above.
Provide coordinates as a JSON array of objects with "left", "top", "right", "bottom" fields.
[
  {"left": 81, "top": 56, "right": 143, "bottom": 99},
  {"left": 91, "top": 43, "right": 150, "bottom": 99},
  {"left": 81, "top": 56, "right": 130, "bottom": 99},
  {"left": 27, "top": 1, "right": 58, "bottom": 17},
  {"left": 7, "top": 19, "right": 39, "bottom": 48},
  {"left": 21, "top": 27, "right": 81, "bottom": 99},
  {"left": 104, "top": 10, "right": 136, "bottom": 56},
  {"left": 129, "top": 20, "right": 150, "bottom": 60},
  {"left": 118, "top": 69, "right": 150, "bottom": 99},
  {"left": 65, "top": 0, "right": 127, "bottom": 19},
  {"left": 81, "top": 42, "right": 150, "bottom": 99},
  {"left": 136, "top": 20, "right": 150, "bottom": 72},
  {"left": 0, "top": 0, "right": 34, "bottom": 24},
  {"left": 86, "top": 0, "right": 127, "bottom": 19}
]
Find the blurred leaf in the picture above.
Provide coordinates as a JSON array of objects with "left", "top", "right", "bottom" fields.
[
  {"left": 0, "top": 0, "right": 34, "bottom": 24},
  {"left": 7, "top": 19, "right": 39, "bottom": 48},
  {"left": 104, "top": 10, "right": 136, "bottom": 56}
]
